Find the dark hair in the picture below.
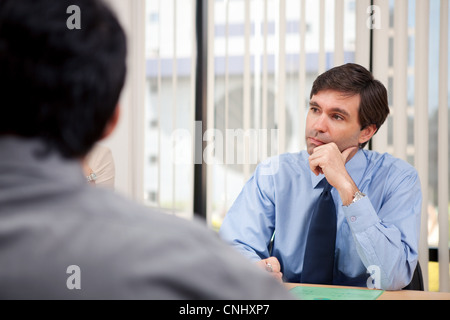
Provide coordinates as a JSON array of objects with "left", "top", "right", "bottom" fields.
[
  {"left": 310, "top": 63, "right": 389, "bottom": 149},
  {"left": 0, "top": 0, "right": 127, "bottom": 158}
]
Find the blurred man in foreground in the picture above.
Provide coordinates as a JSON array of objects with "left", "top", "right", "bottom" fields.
[{"left": 0, "top": 0, "right": 292, "bottom": 299}]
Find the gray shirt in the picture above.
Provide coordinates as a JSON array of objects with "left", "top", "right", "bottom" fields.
[{"left": 0, "top": 137, "right": 293, "bottom": 299}]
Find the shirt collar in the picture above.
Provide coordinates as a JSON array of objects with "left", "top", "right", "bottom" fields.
[
  {"left": 0, "top": 136, "right": 85, "bottom": 189},
  {"left": 309, "top": 148, "right": 367, "bottom": 189}
]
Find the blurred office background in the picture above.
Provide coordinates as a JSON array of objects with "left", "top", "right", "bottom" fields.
[{"left": 102, "top": 0, "right": 449, "bottom": 292}]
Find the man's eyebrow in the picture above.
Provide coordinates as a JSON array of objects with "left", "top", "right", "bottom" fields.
[
  {"left": 309, "top": 101, "right": 351, "bottom": 118},
  {"left": 329, "top": 107, "right": 351, "bottom": 118}
]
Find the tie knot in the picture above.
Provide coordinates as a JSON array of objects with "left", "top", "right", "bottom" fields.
[{"left": 322, "top": 179, "right": 332, "bottom": 192}]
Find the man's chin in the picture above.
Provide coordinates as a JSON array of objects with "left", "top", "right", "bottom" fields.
[
  {"left": 306, "top": 141, "right": 342, "bottom": 155},
  {"left": 306, "top": 144, "right": 315, "bottom": 155}
]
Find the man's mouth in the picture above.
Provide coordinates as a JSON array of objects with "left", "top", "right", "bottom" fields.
[{"left": 308, "top": 137, "right": 326, "bottom": 146}]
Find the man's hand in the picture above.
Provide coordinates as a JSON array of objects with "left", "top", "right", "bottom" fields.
[
  {"left": 82, "top": 160, "right": 96, "bottom": 185},
  {"left": 256, "top": 257, "right": 283, "bottom": 282},
  {"left": 309, "top": 143, "right": 359, "bottom": 206}
]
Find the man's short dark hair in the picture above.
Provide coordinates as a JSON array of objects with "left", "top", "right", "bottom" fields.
[
  {"left": 310, "top": 63, "right": 389, "bottom": 149},
  {"left": 0, "top": 0, "right": 127, "bottom": 158}
]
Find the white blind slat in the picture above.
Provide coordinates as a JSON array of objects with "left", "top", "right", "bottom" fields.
[
  {"left": 298, "top": 0, "right": 306, "bottom": 151},
  {"left": 157, "top": 0, "right": 162, "bottom": 207},
  {"left": 277, "top": 0, "right": 286, "bottom": 154},
  {"left": 393, "top": 0, "right": 408, "bottom": 161},
  {"left": 172, "top": 0, "right": 178, "bottom": 212},
  {"left": 372, "top": 0, "right": 389, "bottom": 153},
  {"left": 243, "top": 0, "right": 251, "bottom": 181},
  {"left": 334, "top": 0, "right": 345, "bottom": 66},
  {"left": 206, "top": 0, "right": 215, "bottom": 226},
  {"left": 438, "top": 0, "right": 450, "bottom": 293},
  {"left": 189, "top": 0, "right": 196, "bottom": 217},
  {"left": 319, "top": 0, "right": 326, "bottom": 73},
  {"left": 414, "top": 0, "right": 430, "bottom": 290},
  {"left": 355, "top": 0, "right": 371, "bottom": 68}
]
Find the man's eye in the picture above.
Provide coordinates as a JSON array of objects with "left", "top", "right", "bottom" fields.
[{"left": 332, "top": 114, "right": 344, "bottom": 121}]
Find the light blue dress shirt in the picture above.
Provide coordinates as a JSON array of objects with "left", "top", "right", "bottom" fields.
[{"left": 219, "top": 149, "right": 422, "bottom": 290}]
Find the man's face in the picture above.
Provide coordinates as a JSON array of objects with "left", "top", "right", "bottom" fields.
[{"left": 305, "top": 89, "right": 364, "bottom": 155}]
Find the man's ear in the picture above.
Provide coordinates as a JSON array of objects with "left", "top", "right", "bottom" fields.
[
  {"left": 100, "top": 104, "right": 120, "bottom": 140},
  {"left": 359, "top": 124, "right": 377, "bottom": 146}
]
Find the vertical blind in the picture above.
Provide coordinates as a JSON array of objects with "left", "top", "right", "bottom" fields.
[
  {"left": 371, "top": 0, "right": 450, "bottom": 292},
  {"left": 144, "top": 0, "right": 450, "bottom": 292},
  {"left": 438, "top": 0, "right": 449, "bottom": 294},
  {"left": 208, "top": 0, "right": 359, "bottom": 229},
  {"left": 145, "top": 0, "right": 196, "bottom": 219}
]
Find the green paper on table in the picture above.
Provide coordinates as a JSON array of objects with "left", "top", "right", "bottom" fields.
[{"left": 290, "top": 285, "right": 384, "bottom": 300}]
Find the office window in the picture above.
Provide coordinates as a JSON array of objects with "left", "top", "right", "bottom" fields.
[
  {"left": 145, "top": 0, "right": 196, "bottom": 218},
  {"left": 209, "top": 0, "right": 357, "bottom": 229},
  {"left": 372, "top": 0, "right": 450, "bottom": 292}
]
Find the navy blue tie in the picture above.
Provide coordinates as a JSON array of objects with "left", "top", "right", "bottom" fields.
[{"left": 301, "top": 179, "right": 337, "bottom": 284}]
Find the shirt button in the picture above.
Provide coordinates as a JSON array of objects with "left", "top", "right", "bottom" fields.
[{"left": 350, "top": 216, "right": 357, "bottom": 222}]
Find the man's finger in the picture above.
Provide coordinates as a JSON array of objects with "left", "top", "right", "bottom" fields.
[
  {"left": 309, "top": 155, "right": 324, "bottom": 176},
  {"left": 271, "top": 272, "right": 283, "bottom": 283},
  {"left": 265, "top": 257, "right": 281, "bottom": 273},
  {"left": 341, "top": 146, "right": 358, "bottom": 163}
]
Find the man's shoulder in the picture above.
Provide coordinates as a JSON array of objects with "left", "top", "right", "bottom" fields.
[
  {"left": 75, "top": 187, "right": 209, "bottom": 241},
  {"left": 2, "top": 187, "right": 292, "bottom": 299},
  {"left": 364, "top": 149, "right": 416, "bottom": 169},
  {"left": 61, "top": 189, "right": 294, "bottom": 299},
  {"left": 363, "top": 149, "right": 418, "bottom": 178},
  {"left": 255, "top": 151, "right": 309, "bottom": 175}
]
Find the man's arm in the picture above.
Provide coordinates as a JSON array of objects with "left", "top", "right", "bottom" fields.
[
  {"left": 219, "top": 161, "right": 277, "bottom": 262},
  {"left": 309, "top": 143, "right": 421, "bottom": 290},
  {"left": 342, "top": 170, "right": 422, "bottom": 290},
  {"left": 308, "top": 143, "right": 359, "bottom": 205}
]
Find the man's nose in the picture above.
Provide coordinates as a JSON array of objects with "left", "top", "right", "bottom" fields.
[{"left": 312, "top": 114, "right": 328, "bottom": 133}]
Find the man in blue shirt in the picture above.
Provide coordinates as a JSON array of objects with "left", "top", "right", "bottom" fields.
[{"left": 219, "top": 63, "right": 422, "bottom": 290}]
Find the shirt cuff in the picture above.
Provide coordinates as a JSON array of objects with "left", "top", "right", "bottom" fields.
[{"left": 342, "top": 196, "right": 380, "bottom": 233}]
